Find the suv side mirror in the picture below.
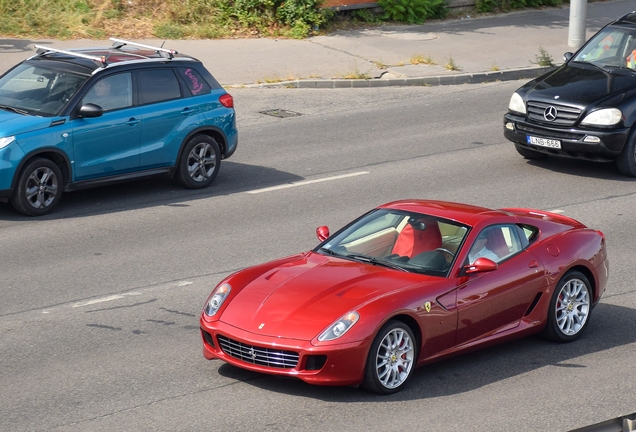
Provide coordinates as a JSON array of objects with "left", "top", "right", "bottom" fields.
[
  {"left": 463, "top": 257, "right": 498, "bottom": 275},
  {"left": 563, "top": 52, "right": 574, "bottom": 62},
  {"left": 79, "top": 103, "right": 103, "bottom": 118}
]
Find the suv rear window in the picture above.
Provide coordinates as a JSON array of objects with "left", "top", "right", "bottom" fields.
[{"left": 180, "top": 68, "right": 211, "bottom": 96}]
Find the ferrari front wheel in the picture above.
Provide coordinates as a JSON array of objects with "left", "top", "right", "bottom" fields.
[
  {"left": 362, "top": 320, "right": 416, "bottom": 394},
  {"left": 543, "top": 271, "right": 592, "bottom": 343}
]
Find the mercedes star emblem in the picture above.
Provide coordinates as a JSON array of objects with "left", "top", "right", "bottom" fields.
[{"left": 544, "top": 106, "right": 558, "bottom": 121}]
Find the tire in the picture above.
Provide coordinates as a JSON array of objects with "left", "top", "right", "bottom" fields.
[
  {"left": 615, "top": 135, "right": 636, "bottom": 177},
  {"left": 362, "top": 320, "right": 417, "bottom": 394},
  {"left": 10, "top": 158, "right": 63, "bottom": 216},
  {"left": 542, "top": 271, "right": 592, "bottom": 343},
  {"left": 515, "top": 143, "right": 547, "bottom": 160},
  {"left": 176, "top": 135, "right": 221, "bottom": 189}
]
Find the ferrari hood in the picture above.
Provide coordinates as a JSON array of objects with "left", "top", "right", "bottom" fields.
[
  {"left": 220, "top": 252, "right": 435, "bottom": 341},
  {"left": 524, "top": 63, "right": 636, "bottom": 106}
]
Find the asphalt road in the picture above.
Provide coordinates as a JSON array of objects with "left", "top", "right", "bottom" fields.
[{"left": 1, "top": 81, "right": 635, "bottom": 432}]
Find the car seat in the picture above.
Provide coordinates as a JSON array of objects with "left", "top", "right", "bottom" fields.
[{"left": 391, "top": 217, "right": 442, "bottom": 258}]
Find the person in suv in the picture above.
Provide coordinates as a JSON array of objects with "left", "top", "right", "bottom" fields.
[
  {"left": 0, "top": 38, "right": 237, "bottom": 216},
  {"left": 503, "top": 12, "right": 636, "bottom": 177}
]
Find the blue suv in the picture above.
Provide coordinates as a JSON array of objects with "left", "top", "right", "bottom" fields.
[{"left": 0, "top": 38, "right": 238, "bottom": 215}]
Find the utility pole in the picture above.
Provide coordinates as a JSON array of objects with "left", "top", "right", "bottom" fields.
[{"left": 568, "top": 0, "right": 588, "bottom": 49}]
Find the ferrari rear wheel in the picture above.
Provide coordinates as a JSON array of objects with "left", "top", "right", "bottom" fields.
[
  {"left": 362, "top": 320, "right": 416, "bottom": 394},
  {"left": 543, "top": 271, "right": 592, "bottom": 343}
]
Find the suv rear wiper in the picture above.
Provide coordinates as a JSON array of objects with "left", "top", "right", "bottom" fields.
[{"left": 0, "top": 105, "right": 28, "bottom": 115}]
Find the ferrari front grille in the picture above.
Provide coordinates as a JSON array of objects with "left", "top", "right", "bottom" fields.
[{"left": 217, "top": 335, "right": 299, "bottom": 369}]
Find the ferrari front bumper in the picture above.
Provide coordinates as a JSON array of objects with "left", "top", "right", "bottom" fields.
[{"left": 200, "top": 319, "right": 370, "bottom": 386}]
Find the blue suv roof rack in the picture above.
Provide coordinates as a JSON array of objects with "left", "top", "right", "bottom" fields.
[{"left": 109, "top": 37, "right": 178, "bottom": 59}]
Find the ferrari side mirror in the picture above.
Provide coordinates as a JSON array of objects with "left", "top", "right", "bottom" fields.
[
  {"left": 316, "top": 226, "right": 330, "bottom": 242},
  {"left": 464, "top": 257, "right": 498, "bottom": 274}
]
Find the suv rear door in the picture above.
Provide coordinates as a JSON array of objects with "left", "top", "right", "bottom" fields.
[{"left": 136, "top": 68, "right": 200, "bottom": 169}]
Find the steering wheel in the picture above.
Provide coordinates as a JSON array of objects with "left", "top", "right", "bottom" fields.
[{"left": 434, "top": 247, "right": 455, "bottom": 258}]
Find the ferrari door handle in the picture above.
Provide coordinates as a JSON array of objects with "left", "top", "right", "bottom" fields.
[{"left": 528, "top": 260, "right": 539, "bottom": 268}]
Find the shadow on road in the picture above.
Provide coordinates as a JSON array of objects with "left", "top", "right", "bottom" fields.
[
  {"left": 0, "top": 161, "right": 305, "bottom": 221},
  {"left": 215, "top": 302, "right": 636, "bottom": 402}
]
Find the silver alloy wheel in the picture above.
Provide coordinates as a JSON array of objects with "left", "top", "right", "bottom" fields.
[
  {"left": 374, "top": 327, "right": 415, "bottom": 389},
  {"left": 25, "top": 166, "right": 58, "bottom": 209},
  {"left": 187, "top": 142, "right": 217, "bottom": 182},
  {"left": 555, "top": 277, "right": 590, "bottom": 336}
]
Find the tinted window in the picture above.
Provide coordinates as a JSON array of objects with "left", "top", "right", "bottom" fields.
[
  {"left": 82, "top": 73, "right": 132, "bottom": 111},
  {"left": 180, "top": 68, "right": 211, "bottom": 96},
  {"left": 138, "top": 69, "right": 181, "bottom": 105}
]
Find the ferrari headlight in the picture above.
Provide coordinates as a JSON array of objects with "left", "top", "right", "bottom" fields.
[
  {"left": 318, "top": 311, "right": 359, "bottom": 341},
  {"left": 508, "top": 92, "right": 526, "bottom": 114},
  {"left": 204, "top": 283, "right": 231, "bottom": 316},
  {"left": 580, "top": 108, "right": 622, "bottom": 126},
  {"left": 0, "top": 136, "right": 15, "bottom": 149}
]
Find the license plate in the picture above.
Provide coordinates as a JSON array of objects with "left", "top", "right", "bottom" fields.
[{"left": 527, "top": 135, "right": 561, "bottom": 149}]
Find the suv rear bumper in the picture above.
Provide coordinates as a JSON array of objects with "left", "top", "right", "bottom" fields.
[{"left": 503, "top": 113, "right": 629, "bottom": 162}]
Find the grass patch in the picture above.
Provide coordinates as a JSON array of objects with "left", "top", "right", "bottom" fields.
[
  {"left": 0, "top": 0, "right": 331, "bottom": 39},
  {"left": 410, "top": 54, "right": 436, "bottom": 65},
  {"left": 444, "top": 55, "right": 460, "bottom": 71},
  {"left": 533, "top": 47, "right": 555, "bottom": 67}
]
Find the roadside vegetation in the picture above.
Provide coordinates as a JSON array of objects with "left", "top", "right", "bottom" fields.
[{"left": 0, "top": 0, "right": 566, "bottom": 40}]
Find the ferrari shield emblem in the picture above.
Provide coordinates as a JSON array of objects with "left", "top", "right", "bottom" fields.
[
  {"left": 259, "top": 323, "right": 265, "bottom": 329},
  {"left": 424, "top": 302, "right": 431, "bottom": 313}
]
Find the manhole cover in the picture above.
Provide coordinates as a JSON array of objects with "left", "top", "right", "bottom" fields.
[{"left": 260, "top": 109, "right": 302, "bottom": 118}]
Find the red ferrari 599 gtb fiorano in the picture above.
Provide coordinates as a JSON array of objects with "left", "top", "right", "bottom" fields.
[{"left": 200, "top": 200, "right": 608, "bottom": 394}]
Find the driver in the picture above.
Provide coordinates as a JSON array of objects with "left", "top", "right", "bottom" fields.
[{"left": 468, "top": 233, "right": 499, "bottom": 264}]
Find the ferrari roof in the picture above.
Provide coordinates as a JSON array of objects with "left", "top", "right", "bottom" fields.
[{"left": 379, "top": 200, "right": 507, "bottom": 225}]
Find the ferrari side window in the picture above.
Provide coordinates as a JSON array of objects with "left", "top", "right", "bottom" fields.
[
  {"left": 468, "top": 224, "right": 524, "bottom": 264},
  {"left": 519, "top": 224, "right": 539, "bottom": 246}
]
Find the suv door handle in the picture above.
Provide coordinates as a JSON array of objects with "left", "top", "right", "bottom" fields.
[
  {"left": 181, "top": 107, "right": 194, "bottom": 116},
  {"left": 126, "top": 118, "right": 140, "bottom": 126}
]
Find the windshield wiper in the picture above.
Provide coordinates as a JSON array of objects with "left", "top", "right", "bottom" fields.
[
  {"left": 603, "top": 65, "right": 636, "bottom": 74},
  {"left": 0, "top": 105, "right": 28, "bottom": 115},
  {"left": 318, "top": 247, "right": 340, "bottom": 257},
  {"left": 572, "top": 60, "right": 609, "bottom": 73},
  {"left": 343, "top": 253, "right": 409, "bottom": 272}
]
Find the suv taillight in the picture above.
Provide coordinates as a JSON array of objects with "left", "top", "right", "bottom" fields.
[{"left": 219, "top": 93, "right": 233, "bottom": 108}]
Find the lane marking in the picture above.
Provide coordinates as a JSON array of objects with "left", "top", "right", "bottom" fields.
[
  {"left": 246, "top": 171, "right": 370, "bottom": 194},
  {"left": 72, "top": 293, "right": 140, "bottom": 308},
  {"left": 549, "top": 209, "right": 565, "bottom": 213}
]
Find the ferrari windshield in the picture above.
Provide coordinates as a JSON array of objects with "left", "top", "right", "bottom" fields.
[
  {"left": 573, "top": 25, "right": 636, "bottom": 70},
  {"left": 317, "top": 209, "right": 469, "bottom": 277},
  {"left": 0, "top": 63, "right": 87, "bottom": 116}
]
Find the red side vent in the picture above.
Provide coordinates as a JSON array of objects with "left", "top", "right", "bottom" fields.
[{"left": 219, "top": 93, "right": 234, "bottom": 108}]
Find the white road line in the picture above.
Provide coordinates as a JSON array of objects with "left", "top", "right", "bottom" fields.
[
  {"left": 549, "top": 209, "right": 565, "bottom": 213},
  {"left": 246, "top": 171, "right": 370, "bottom": 194},
  {"left": 72, "top": 292, "right": 140, "bottom": 308}
]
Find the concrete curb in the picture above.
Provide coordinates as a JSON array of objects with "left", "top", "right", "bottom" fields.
[{"left": 228, "top": 66, "right": 556, "bottom": 89}]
